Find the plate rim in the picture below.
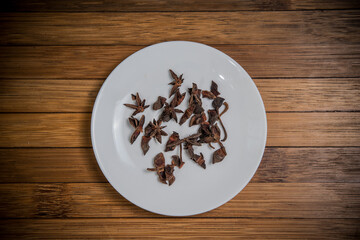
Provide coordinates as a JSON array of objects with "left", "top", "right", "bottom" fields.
[{"left": 91, "top": 40, "right": 267, "bottom": 216}]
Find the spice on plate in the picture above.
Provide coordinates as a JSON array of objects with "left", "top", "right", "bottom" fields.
[
  {"left": 128, "top": 115, "right": 145, "bottom": 144},
  {"left": 125, "top": 70, "right": 230, "bottom": 185},
  {"left": 124, "top": 92, "right": 150, "bottom": 116}
]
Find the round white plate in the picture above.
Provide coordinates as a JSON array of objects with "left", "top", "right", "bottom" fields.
[{"left": 91, "top": 41, "right": 267, "bottom": 216}]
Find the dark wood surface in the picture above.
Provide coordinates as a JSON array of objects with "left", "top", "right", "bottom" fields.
[{"left": 0, "top": 0, "right": 359, "bottom": 239}]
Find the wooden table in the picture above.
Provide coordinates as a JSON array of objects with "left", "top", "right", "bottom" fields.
[{"left": 0, "top": 0, "right": 359, "bottom": 239}]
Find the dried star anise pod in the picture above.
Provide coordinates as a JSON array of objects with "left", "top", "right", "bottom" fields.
[
  {"left": 128, "top": 115, "right": 145, "bottom": 144},
  {"left": 213, "top": 142, "right": 227, "bottom": 164},
  {"left": 179, "top": 83, "right": 204, "bottom": 125},
  {"left": 203, "top": 81, "right": 229, "bottom": 142},
  {"left": 147, "top": 153, "right": 176, "bottom": 186},
  {"left": 159, "top": 101, "right": 184, "bottom": 123},
  {"left": 141, "top": 119, "right": 167, "bottom": 155},
  {"left": 188, "top": 83, "right": 202, "bottom": 106},
  {"left": 147, "top": 153, "right": 167, "bottom": 184},
  {"left": 166, "top": 133, "right": 202, "bottom": 150},
  {"left": 153, "top": 96, "right": 166, "bottom": 110},
  {"left": 124, "top": 93, "right": 150, "bottom": 116},
  {"left": 146, "top": 119, "right": 168, "bottom": 143},
  {"left": 159, "top": 89, "right": 185, "bottom": 122},
  {"left": 169, "top": 69, "right": 184, "bottom": 97},
  {"left": 198, "top": 122, "right": 221, "bottom": 149}
]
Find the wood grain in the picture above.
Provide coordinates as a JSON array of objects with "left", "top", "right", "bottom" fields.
[
  {"left": 1, "top": 11, "right": 359, "bottom": 45},
  {"left": 1, "top": 44, "right": 359, "bottom": 79},
  {"left": 1, "top": 78, "right": 359, "bottom": 112},
  {"left": 1, "top": 147, "right": 359, "bottom": 183},
  {"left": 0, "top": 183, "right": 359, "bottom": 218},
  {"left": 0, "top": 113, "right": 91, "bottom": 147},
  {"left": 0, "top": 112, "right": 359, "bottom": 147},
  {"left": 0, "top": 218, "right": 358, "bottom": 239},
  {"left": 267, "top": 112, "right": 360, "bottom": 146},
  {"left": 2, "top": 0, "right": 360, "bottom": 11}
]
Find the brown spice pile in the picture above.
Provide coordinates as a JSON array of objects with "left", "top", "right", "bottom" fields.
[{"left": 124, "top": 70, "right": 229, "bottom": 186}]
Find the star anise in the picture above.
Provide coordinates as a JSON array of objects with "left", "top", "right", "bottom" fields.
[
  {"left": 202, "top": 81, "right": 229, "bottom": 142},
  {"left": 146, "top": 119, "right": 168, "bottom": 143},
  {"left": 188, "top": 83, "right": 202, "bottom": 106},
  {"left": 124, "top": 93, "right": 150, "bottom": 116},
  {"left": 128, "top": 115, "right": 145, "bottom": 144},
  {"left": 141, "top": 119, "right": 167, "bottom": 155},
  {"left": 169, "top": 69, "right": 184, "bottom": 97},
  {"left": 189, "top": 112, "right": 207, "bottom": 127},
  {"left": 198, "top": 122, "right": 221, "bottom": 149},
  {"left": 147, "top": 153, "right": 176, "bottom": 186},
  {"left": 179, "top": 83, "right": 203, "bottom": 125},
  {"left": 165, "top": 132, "right": 202, "bottom": 150},
  {"left": 159, "top": 91, "right": 184, "bottom": 122},
  {"left": 147, "top": 153, "right": 167, "bottom": 184}
]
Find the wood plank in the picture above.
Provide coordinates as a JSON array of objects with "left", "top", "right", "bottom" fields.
[
  {"left": 1, "top": 148, "right": 359, "bottom": 183},
  {"left": 1, "top": 78, "right": 359, "bottom": 112},
  {"left": 2, "top": 0, "right": 360, "bottom": 12},
  {"left": 0, "top": 44, "right": 359, "bottom": 79},
  {"left": 267, "top": 112, "right": 360, "bottom": 146},
  {"left": 0, "top": 79, "right": 103, "bottom": 112},
  {"left": 0, "top": 113, "right": 91, "bottom": 147},
  {"left": 1, "top": 11, "right": 359, "bottom": 45},
  {"left": 0, "top": 218, "right": 358, "bottom": 240},
  {"left": 0, "top": 112, "right": 359, "bottom": 147},
  {"left": 0, "top": 183, "right": 359, "bottom": 218}
]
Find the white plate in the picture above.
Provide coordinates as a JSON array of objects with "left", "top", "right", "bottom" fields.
[{"left": 91, "top": 41, "right": 267, "bottom": 216}]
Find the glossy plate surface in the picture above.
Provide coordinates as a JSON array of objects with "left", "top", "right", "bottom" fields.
[{"left": 91, "top": 41, "right": 267, "bottom": 216}]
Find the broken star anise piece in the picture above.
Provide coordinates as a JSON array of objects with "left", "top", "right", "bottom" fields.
[
  {"left": 171, "top": 154, "right": 184, "bottom": 169},
  {"left": 170, "top": 89, "right": 186, "bottom": 107},
  {"left": 164, "top": 164, "right": 176, "bottom": 186},
  {"left": 124, "top": 92, "right": 150, "bottom": 116},
  {"left": 210, "top": 80, "right": 220, "bottom": 97},
  {"left": 208, "top": 109, "right": 218, "bottom": 125},
  {"left": 213, "top": 142, "right": 227, "bottom": 164},
  {"left": 189, "top": 112, "right": 207, "bottom": 127},
  {"left": 165, "top": 131, "right": 180, "bottom": 152},
  {"left": 169, "top": 69, "right": 184, "bottom": 97},
  {"left": 128, "top": 115, "right": 145, "bottom": 144},
  {"left": 202, "top": 90, "right": 216, "bottom": 99},
  {"left": 184, "top": 142, "right": 206, "bottom": 169},
  {"left": 153, "top": 96, "right": 166, "bottom": 110},
  {"left": 141, "top": 136, "right": 151, "bottom": 155},
  {"left": 179, "top": 105, "right": 195, "bottom": 125},
  {"left": 212, "top": 97, "right": 225, "bottom": 111}
]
